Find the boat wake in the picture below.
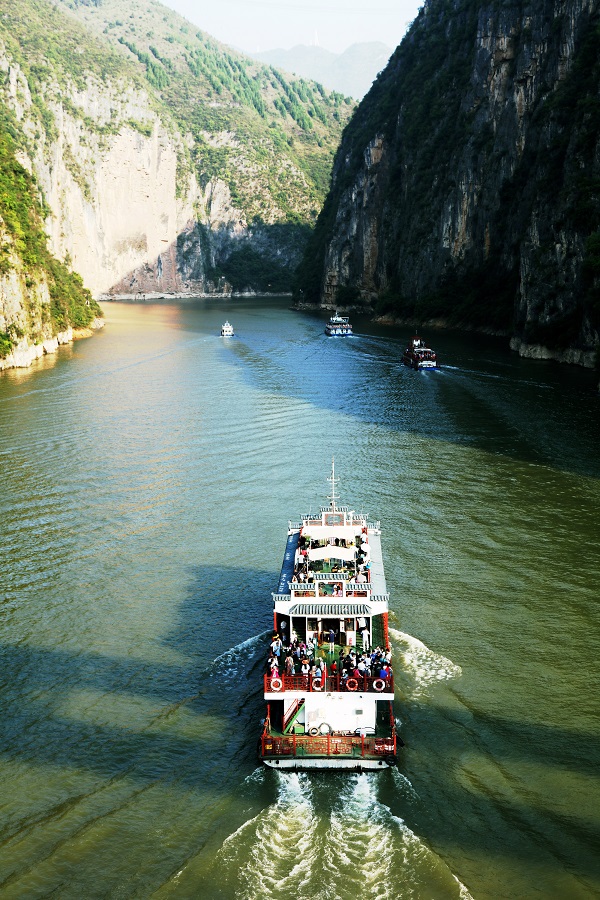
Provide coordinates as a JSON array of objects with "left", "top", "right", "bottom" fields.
[
  {"left": 217, "top": 773, "right": 473, "bottom": 899},
  {"left": 389, "top": 627, "right": 462, "bottom": 699},
  {"left": 210, "top": 631, "right": 270, "bottom": 677}
]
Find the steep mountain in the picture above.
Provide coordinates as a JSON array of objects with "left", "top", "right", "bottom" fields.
[
  {"left": 296, "top": 0, "right": 600, "bottom": 366},
  {"left": 0, "top": 0, "right": 353, "bottom": 309},
  {"left": 251, "top": 42, "right": 393, "bottom": 100},
  {"left": 0, "top": 126, "right": 102, "bottom": 369}
]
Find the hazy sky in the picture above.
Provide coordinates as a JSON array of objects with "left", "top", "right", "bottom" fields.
[{"left": 159, "top": 0, "right": 422, "bottom": 55}]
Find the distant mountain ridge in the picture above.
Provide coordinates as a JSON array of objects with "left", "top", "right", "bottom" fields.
[{"left": 251, "top": 42, "right": 392, "bottom": 100}]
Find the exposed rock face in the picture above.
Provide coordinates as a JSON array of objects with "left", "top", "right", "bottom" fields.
[
  {"left": 0, "top": 51, "right": 198, "bottom": 297},
  {"left": 299, "top": 0, "right": 600, "bottom": 365}
]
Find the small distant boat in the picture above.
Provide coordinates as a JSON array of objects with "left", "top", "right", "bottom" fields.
[
  {"left": 220, "top": 321, "right": 234, "bottom": 336},
  {"left": 402, "top": 335, "right": 437, "bottom": 369},
  {"left": 325, "top": 312, "right": 353, "bottom": 336}
]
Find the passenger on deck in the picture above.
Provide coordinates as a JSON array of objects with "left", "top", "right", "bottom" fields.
[
  {"left": 333, "top": 583, "right": 342, "bottom": 597},
  {"left": 328, "top": 628, "right": 335, "bottom": 652},
  {"left": 285, "top": 654, "right": 294, "bottom": 676},
  {"left": 361, "top": 627, "right": 370, "bottom": 650}
]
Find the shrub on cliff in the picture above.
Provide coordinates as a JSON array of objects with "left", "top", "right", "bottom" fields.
[{"left": 0, "top": 128, "right": 102, "bottom": 349}]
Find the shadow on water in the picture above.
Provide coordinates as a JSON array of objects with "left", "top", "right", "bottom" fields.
[
  {"left": 211, "top": 301, "right": 600, "bottom": 479},
  {"left": 0, "top": 565, "right": 599, "bottom": 886}
]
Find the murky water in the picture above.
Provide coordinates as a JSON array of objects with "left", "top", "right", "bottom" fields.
[{"left": 0, "top": 298, "right": 598, "bottom": 898}]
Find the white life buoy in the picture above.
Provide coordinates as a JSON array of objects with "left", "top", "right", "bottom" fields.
[
  {"left": 308, "top": 726, "right": 319, "bottom": 736},
  {"left": 373, "top": 678, "right": 386, "bottom": 692},
  {"left": 312, "top": 677, "right": 323, "bottom": 691},
  {"left": 270, "top": 677, "right": 283, "bottom": 692}
]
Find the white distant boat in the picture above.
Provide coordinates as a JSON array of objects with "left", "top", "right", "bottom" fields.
[
  {"left": 220, "top": 321, "right": 234, "bottom": 336},
  {"left": 325, "top": 312, "right": 353, "bottom": 336}
]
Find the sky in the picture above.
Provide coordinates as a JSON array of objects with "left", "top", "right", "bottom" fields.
[{"left": 159, "top": 0, "right": 423, "bottom": 55}]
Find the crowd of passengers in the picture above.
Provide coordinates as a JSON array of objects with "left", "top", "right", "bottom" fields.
[
  {"left": 291, "top": 528, "right": 371, "bottom": 584},
  {"left": 266, "top": 634, "right": 393, "bottom": 684}
]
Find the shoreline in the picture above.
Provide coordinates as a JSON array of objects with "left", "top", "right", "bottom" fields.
[
  {"left": 0, "top": 318, "right": 104, "bottom": 373},
  {"left": 99, "top": 291, "right": 293, "bottom": 302}
]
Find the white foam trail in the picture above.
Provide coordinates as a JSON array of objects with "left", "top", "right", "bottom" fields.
[
  {"left": 389, "top": 627, "right": 462, "bottom": 699},
  {"left": 323, "top": 776, "right": 404, "bottom": 898},
  {"left": 219, "top": 772, "right": 474, "bottom": 899},
  {"left": 325, "top": 776, "right": 474, "bottom": 899},
  {"left": 209, "top": 631, "right": 268, "bottom": 677},
  {"left": 243, "top": 767, "right": 266, "bottom": 786},
  {"left": 391, "top": 767, "right": 420, "bottom": 800},
  {"left": 218, "top": 772, "right": 319, "bottom": 898}
]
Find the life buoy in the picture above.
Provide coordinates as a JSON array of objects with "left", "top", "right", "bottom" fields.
[
  {"left": 270, "top": 677, "right": 283, "bottom": 692},
  {"left": 312, "top": 677, "right": 323, "bottom": 691},
  {"left": 319, "top": 722, "right": 331, "bottom": 735},
  {"left": 373, "top": 678, "right": 386, "bottom": 692},
  {"left": 308, "top": 726, "right": 319, "bottom": 736},
  {"left": 346, "top": 677, "right": 359, "bottom": 691}
]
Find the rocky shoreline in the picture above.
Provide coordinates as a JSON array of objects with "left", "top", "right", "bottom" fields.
[
  {"left": 99, "top": 291, "right": 293, "bottom": 302},
  {"left": 0, "top": 318, "right": 104, "bottom": 373}
]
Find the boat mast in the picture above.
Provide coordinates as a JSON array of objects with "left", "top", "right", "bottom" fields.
[{"left": 327, "top": 456, "right": 339, "bottom": 511}]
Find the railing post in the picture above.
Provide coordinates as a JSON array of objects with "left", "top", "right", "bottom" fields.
[
  {"left": 327, "top": 733, "right": 331, "bottom": 756},
  {"left": 361, "top": 733, "right": 365, "bottom": 757}
]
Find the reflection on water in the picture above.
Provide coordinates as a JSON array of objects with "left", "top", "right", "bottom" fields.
[{"left": 0, "top": 298, "right": 598, "bottom": 899}]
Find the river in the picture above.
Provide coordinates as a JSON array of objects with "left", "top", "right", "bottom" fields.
[{"left": 0, "top": 298, "right": 598, "bottom": 899}]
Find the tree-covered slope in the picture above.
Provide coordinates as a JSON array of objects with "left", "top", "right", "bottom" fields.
[
  {"left": 0, "top": 0, "right": 354, "bottom": 299},
  {"left": 53, "top": 0, "right": 355, "bottom": 291},
  {"left": 0, "top": 124, "right": 101, "bottom": 362},
  {"left": 296, "top": 0, "right": 600, "bottom": 364}
]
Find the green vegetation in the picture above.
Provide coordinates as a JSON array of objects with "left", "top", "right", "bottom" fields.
[
  {"left": 48, "top": 0, "right": 354, "bottom": 230},
  {"left": 0, "top": 0, "right": 356, "bottom": 311},
  {"left": 0, "top": 128, "right": 102, "bottom": 355},
  {"left": 296, "top": 0, "right": 600, "bottom": 354},
  {"left": 210, "top": 246, "right": 291, "bottom": 294}
]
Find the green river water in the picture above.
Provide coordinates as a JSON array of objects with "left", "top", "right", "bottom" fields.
[{"left": 0, "top": 298, "right": 598, "bottom": 899}]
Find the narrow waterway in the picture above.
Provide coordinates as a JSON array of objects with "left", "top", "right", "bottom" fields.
[{"left": 0, "top": 298, "right": 598, "bottom": 899}]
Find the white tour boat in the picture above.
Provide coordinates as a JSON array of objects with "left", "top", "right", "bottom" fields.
[
  {"left": 259, "top": 461, "right": 401, "bottom": 770},
  {"left": 220, "top": 321, "right": 234, "bottom": 336},
  {"left": 325, "top": 312, "right": 353, "bottom": 336}
]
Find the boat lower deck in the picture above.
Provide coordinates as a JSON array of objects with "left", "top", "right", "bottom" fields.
[{"left": 260, "top": 729, "right": 398, "bottom": 769}]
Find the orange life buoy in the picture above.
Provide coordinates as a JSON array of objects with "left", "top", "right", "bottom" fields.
[
  {"left": 270, "top": 677, "right": 283, "bottom": 692},
  {"left": 373, "top": 678, "right": 386, "bottom": 692},
  {"left": 346, "top": 677, "right": 359, "bottom": 691}
]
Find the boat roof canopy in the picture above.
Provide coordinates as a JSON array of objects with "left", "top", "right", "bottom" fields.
[
  {"left": 289, "top": 603, "right": 372, "bottom": 616},
  {"left": 307, "top": 545, "right": 356, "bottom": 562},
  {"left": 302, "top": 524, "right": 361, "bottom": 540}
]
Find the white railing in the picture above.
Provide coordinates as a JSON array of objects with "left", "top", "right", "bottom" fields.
[
  {"left": 272, "top": 593, "right": 291, "bottom": 602},
  {"left": 288, "top": 583, "right": 317, "bottom": 594}
]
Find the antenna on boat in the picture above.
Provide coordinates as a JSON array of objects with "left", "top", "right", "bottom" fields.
[{"left": 327, "top": 456, "right": 339, "bottom": 511}]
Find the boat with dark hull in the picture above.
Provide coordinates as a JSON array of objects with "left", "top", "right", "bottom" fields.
[
  {"left": 402, "top": 335, "right": 437, "bottom": 369},
  {"left": 259, "top": 462, "right": 401, "bottom": 770}
]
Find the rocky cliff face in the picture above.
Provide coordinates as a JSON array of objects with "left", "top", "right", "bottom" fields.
[
  {"left": 0, "top": 0, "right": 351, "bottom": 305},
  {"left": 1, "top": 52, "right": 194, "bottom": 297},
  {"left": 298, "top": 0, "right": 600, "bottom": 365}
]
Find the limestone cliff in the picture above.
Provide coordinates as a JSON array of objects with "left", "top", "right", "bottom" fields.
[
  {"left": 0, "top": 0, "right": 352, "bottom": 302},
  {"left": 296, "top": 0, "right": 600, "bottom": 365},
  {"left": 0, "top": 132, "right": 102, "bottom": 369}
]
